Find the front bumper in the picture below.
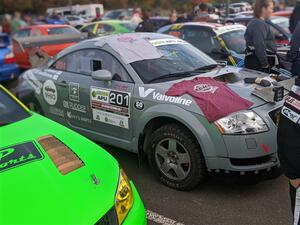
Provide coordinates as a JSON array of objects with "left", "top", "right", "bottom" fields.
[{"left": 0, "top": 63, "right": 20, "bottom": 82}]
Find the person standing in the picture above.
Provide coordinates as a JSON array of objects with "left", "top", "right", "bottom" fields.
[
  {"left": 278, "top": 22, "right": 300, "bottom": 225},
  {"left": 244, "top": 0, "right": 277, "bottom": 73},
  {"left": 10, "top": 11, "right": 26, "bottom": 34},
  {"left": 135, "top": 8, "right": 155, "bottom": 32},
  {"left": 290, "top": 0, "right": 300, "bottom": 33}
]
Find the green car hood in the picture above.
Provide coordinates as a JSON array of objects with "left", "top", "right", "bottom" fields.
[{"left": 0, "top": 113, "right": 119, "bottom": 225}]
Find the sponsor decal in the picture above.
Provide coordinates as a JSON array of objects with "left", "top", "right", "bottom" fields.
[
  {"left": 90, "top": 87, "right": 130, "bottom": 128},
  {"left": 291, "top": 85, "right": 300, "bottom": 96},
  {"left": 49, "top": 106, "right": 64, "bottom": 118},
  {"left": 281, "top": 106, "right": 300, "bottom": 123},
  {"left": 69, "top": 82, "right": 80, "bottom": 102},
  {"left": 285, "top": 96, "right": 300, "bottom": 112},
  {"left": 63, "top": 100, "right": 87, "bottom": 113},
  {"left": 134, "top": 101, "right": 144, "bottom": 110},
  {"left": 36, "top": 69, "right": 61, "bottom": 80},
  {"left": 0, "top": 142, "right": 44, "bottom": 173},
  {"left": 66, "top": 111, "right": 91, "bottom": 123},
  {"left": 43, "top": 80, "right": 57, "bottom": 105},
  {"left": 23, "top": 70, "right": 42, "bottom": 95},
  {"left": 194, "top": 84, "right": 219, "bottom": 93},
  {"left": 92, "top": 110, "right": 129, "bottom": 129},
  {"left": 138, "top": 87, "right": 192, "bottom": 106},
  {"left": 149, "top": 39, "right": 187, "bottom": 47}
]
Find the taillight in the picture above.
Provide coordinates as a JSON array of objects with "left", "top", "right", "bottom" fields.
[{"left": 4, "top": 52, "right": 16, "bottom": 64}]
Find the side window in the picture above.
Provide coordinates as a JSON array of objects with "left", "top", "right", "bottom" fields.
[
  {"left": 14, "top": 28, "right": 31, "bottom": 38},
  {"left": 31, "top": 29, "right": 42, "bottom": 37},
  {"left": 182, "top": 27, "right": 220, "bottom": 54},
  {"left": 51, "top": 49, "right": 133, "bottom": 82},
  {"left": 96, "top": 24, "right": 115, "bottom": 35},
  {"left": 81, "top": 24, "right": 94, "bottom": 33}
]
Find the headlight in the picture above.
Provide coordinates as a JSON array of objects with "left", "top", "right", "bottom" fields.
[
  {"left": 115, "top": 168, "right": 133, "bottom": 225},
  {"left": 215, "top": 111, "right": 269, "bottom": 135}
]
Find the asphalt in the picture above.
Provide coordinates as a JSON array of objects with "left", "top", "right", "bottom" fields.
[
  {"left": 104, "top": 144, "right": 292, "bottom": 225},
  {"left": 5, "top": 80, "right": 293, "bottom": 225}
]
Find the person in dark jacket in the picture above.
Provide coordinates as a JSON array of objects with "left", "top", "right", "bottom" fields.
[
  {"left": 290, "top": 0, "right": 300, "bottom": 33},
  {"left": 278, "top": 22, "right": 300, "bottom": 225},
  {"left": 135, "top": 8, "right": 155, "bottom": 33},
  {"left": 244, "top": 0, "right": 277, "bottom": 73},
  {"left": 288, "top": 22, "right": 300, "bottom": 77}
]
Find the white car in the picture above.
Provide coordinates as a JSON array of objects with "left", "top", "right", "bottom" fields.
[
  {"left": 229, "top": 2, "right": 252, "bottom": 12},
  {"left": 64, "top": 15, "right": 87, "bottom": 29}
]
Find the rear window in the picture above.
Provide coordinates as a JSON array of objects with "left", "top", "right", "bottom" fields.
[
  {"left": 0, "top": 88, "right": 30, "bottom": 126},
  {"left": 120, "top": 22, "right": 137, "bottom": 31},
  {"left": 47, "top": 27, "right": 79, "bottom": 35}
]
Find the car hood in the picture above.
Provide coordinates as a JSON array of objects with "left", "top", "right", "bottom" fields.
[
  {"left": 141, "top": 66, "right": 291, "bottom": 114},
  {"left": 0, "top": 113, "right": 119, "bottom": 225}
]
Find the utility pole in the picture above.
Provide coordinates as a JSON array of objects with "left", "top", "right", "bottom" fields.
[{"left": 226, "top": 0, "right": 230, "bottom": 17}]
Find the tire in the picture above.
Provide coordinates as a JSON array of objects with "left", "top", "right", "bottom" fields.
[{"left": 147, "top": 123, "right": 207, "bottom": 190}]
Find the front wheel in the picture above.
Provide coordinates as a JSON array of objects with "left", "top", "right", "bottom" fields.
[{"left": 147, "top": 124, "right": 207, "bottom": 190}]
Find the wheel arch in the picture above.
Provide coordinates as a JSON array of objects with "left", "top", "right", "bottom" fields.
[{"left": 135, "top": 105, "right": 218, "bottom": 159}]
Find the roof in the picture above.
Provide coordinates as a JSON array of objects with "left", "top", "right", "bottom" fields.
[
  {"left": 171, "top": 22, "right": 245, "bottom": 33},
  {"left": 21, "top": 24, "right": 72, "bottom": 29}
]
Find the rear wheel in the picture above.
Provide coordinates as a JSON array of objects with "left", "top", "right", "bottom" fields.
[{"left": 147, "top": 124, "right": 207, "bottom": 190}]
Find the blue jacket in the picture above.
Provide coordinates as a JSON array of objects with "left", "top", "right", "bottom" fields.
[{"left": 289, "top": 22, "right": 300, "bottom": 65}]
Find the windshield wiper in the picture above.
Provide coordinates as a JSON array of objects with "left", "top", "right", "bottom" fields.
[
  {"left": 193, "top": 64, "right": 219, "bottom": 72},
  {"left": 148, "top": 71, "right": 196, "bottom": 83}
]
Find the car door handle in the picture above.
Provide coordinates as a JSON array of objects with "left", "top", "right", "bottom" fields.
[{"left": 57, "top": 80, "right": 68, "bottom": 87}]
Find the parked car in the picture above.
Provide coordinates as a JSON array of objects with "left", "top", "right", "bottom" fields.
[
  {"left": 229, "top": 2, "right": 252, "bottom": 12},
  {"left": 16, "top": 33, "right": 287, "bottom": 190},
  {"left": 158, "top": 22, "right": 246, "bottom": 67},
  {"left": 0, "top": 84, "right": 146, "bottom": 225},
  {"left": 12, "top": 24, "right": 80, "bottom": 69},
  {"left": 234, "top": 16, "right": 291, "bottom": 45},
  {"left": 102, "top": 8, "right": 138, "bottom": 20},
  {"left": 0, "top": 33, "right": 19, "bottom": 82},
  {"left": 64, "top": 15, "right": 88, "bottom": 29},
  {"left": 80, "top": 20, "right": 137, "bottom": 37},
  {"left": 272, "top": 10, "right": 292, "bottom": 18}
]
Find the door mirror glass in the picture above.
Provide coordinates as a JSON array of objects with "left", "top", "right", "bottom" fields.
[{"left": 91, "top": 69, "right": 113, "bottom": 81}]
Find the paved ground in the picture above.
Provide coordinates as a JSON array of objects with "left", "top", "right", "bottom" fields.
[
  {"left": 104, "top": 145, "right": 292, "bottom": 225},
  {"left": 5, "top": 80, "right": 293, "bottom": 225}
]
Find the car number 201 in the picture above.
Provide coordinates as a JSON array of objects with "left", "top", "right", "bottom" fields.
[{"left": 109, "top": 91, "right": 130, "bottom": 108}]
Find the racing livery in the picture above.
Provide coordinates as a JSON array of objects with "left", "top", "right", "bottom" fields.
[
  {"left": 0, "top": 85, "right": 146, "bottom": 224},
  {"left": 17, "top": 33, "right": 292, "bottom": 190}
]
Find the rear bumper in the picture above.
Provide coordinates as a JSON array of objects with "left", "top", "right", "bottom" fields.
[
  {"left": 0, "top": 63, "right": 20, "bottom": 82},
  {"left": 123, "top": 182, "right": 146, "bottom": 225}
]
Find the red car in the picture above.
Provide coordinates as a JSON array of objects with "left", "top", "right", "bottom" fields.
[
  {"left": 272, "top": 11, "right": 292, "bottom": 18},
  {"left": 13, "top": 24, "right": 80, "bottom": 69}
]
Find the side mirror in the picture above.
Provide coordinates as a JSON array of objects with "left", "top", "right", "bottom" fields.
[{"left": 91, "top": 70, "right": 113, "bottom": 81}]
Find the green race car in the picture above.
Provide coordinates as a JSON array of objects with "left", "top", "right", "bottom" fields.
[
  {"left": 80, "top": 20, "right": 137, "bottom": 37},
  {"left": 0, "top": 85, "right": 146, "bottom": 225}
]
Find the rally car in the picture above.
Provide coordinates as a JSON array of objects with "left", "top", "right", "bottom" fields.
[
  {"left": 0, "top": 33, "right": 19, "bottom": 82},
  {"left": 0, "top": 85, "right": 146, "bottom": 224},
  {"left": 158, "top": 23, "right": 246, "bottom": 67},
  {"left": 80, "top": 20, "right": 137, "bottom": 37},
  {"left": 16, "top": 33, "right": 291, "bottom": 190},
  {"left": 12, "top": 24, "right": 80, "bottom": 69}
]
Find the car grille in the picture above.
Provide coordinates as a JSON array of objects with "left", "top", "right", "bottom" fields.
[
  {"left": 230, "top": 155, "right": 272, "bottom": 166},
  {"left": 95, "top": 207, "right": 118, "bottom": 225},
  {"left": 269, "top": 107, "right": 282, "bottom": 126}
]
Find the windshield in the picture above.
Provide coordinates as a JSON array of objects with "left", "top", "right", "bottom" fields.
[
  {"left": 220, "top": 29, "right": 246, "bottom": 54},
  {"left": 131, "top": 41, "right": 216, "bottom": 83},
  {"left": 103, "top": 10, "right": 122, "bottom": 19},
  {"left": 48, "top": 27, "right": 79, "bottom": 35},
  {"left": 0, "top": 88, "right": 30, "bottom": 126},
  {"left": 271, "top": 17, "right": 290, "bottom": 33}
]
